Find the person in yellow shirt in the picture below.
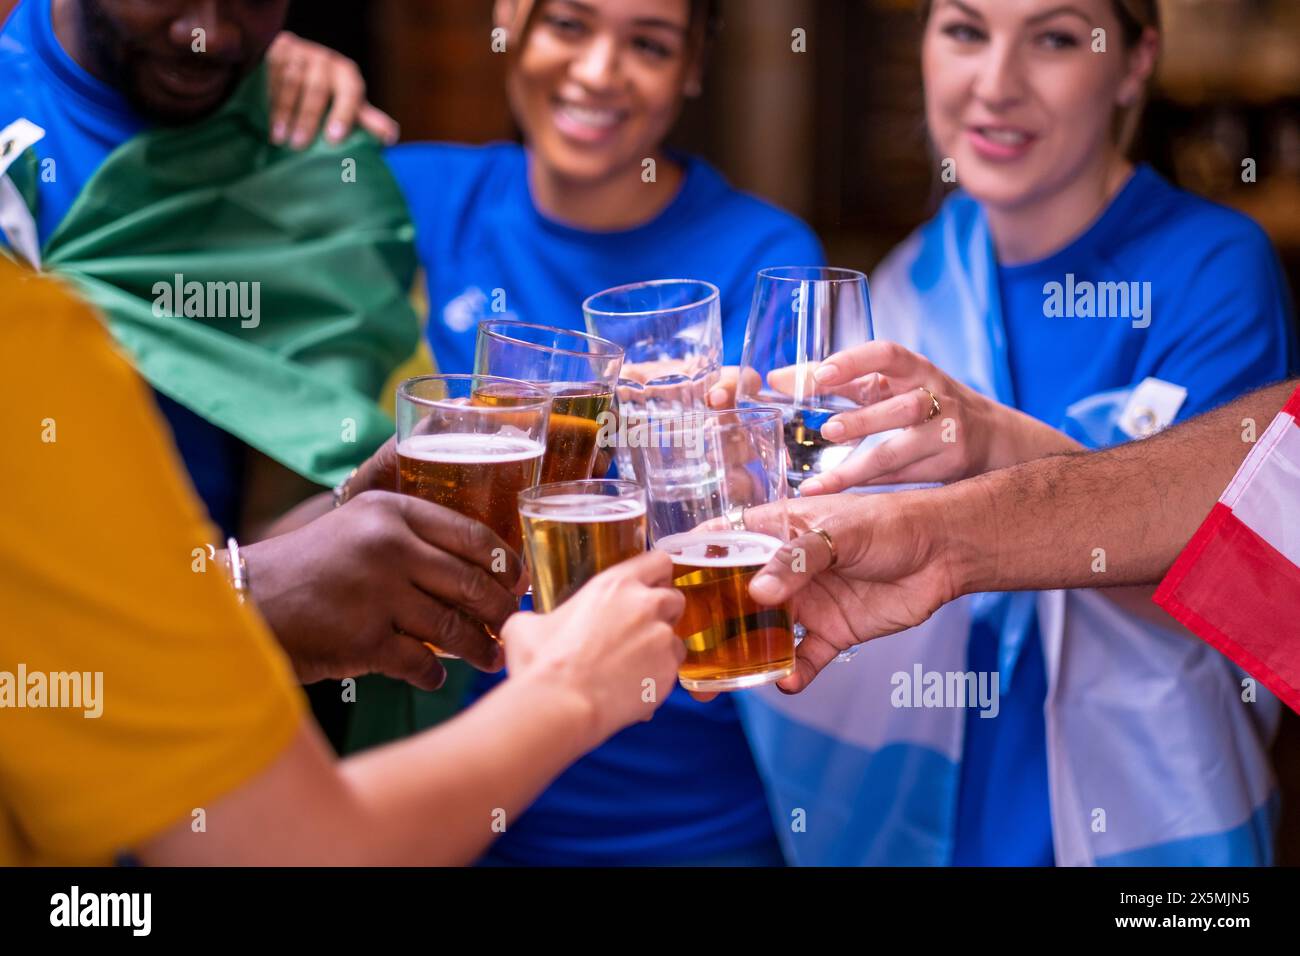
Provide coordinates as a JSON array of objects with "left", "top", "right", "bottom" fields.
[{"left": 0, "top": 261, "right": 685, "bottom": 865}]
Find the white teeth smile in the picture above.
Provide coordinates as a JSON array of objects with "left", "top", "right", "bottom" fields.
[
  {"left": 556, "top": 102, "right": 623, "bottom": 129},
  {"left": 979, "top": 127, "right": 1030, "bottom": 145}
]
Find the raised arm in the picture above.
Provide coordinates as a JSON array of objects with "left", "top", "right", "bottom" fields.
[
  {"left": 959, "top": 378, "right": 1294, "bottom": 592},
  {"left": 739, "top": 378, "right": 1297, "bottom": 691},
  {"left": 138, "top": 552, "right": 685, "bottom": 866}
]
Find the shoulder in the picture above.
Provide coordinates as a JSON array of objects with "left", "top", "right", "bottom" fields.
[
  {"left": 0, "top": 4, "right": 39, "bottom": 122},
  {"left": 383, "top": 141, "right": 524, "bottom": 207},
  {"left": 874, "top": 190, "right": 980, "bottom": 293},
  {"left": 1123, "top": 171, "right": 1292, "bottom": 352},
  {"left": 0, "top": 262, "right": 209, "bottom": 573},
  {"left": 1117, "top": 167, "right": 1279, "bottom": 271},
  {"left": 0, "top": 0, "right": 34, "bottom": 50},
  {"left": 1110, "top": 171, "right": 1293, "bottom": 396},
  {"left": 679, "top": 156, "right": 822, "bottom": 257}
]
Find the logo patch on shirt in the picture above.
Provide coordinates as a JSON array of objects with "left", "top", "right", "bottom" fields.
[{"left": 442, "top": 285, "right": 517, "bottom": 333}]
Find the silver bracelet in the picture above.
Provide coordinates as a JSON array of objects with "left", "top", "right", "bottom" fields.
[{"left": 226, "top": 536, "right": 249, "bottom": 604}]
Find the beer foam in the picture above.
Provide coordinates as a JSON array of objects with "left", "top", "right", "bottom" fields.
[
  {"left": 657, "top": 530, "right": 783, "bottom": 566},
  {"left": 398, "top": 433, "right": 544, "bottom": 463},
  {"left": 521, "top": 494, "right": 646, "bottom": 521}
]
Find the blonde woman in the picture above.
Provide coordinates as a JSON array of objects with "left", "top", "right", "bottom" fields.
[{"left": 733, "top": 0, "right": 1294, "bottom": 866}]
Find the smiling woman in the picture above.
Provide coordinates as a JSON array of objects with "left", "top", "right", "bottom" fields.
[
  {"left": 919, "top": 0, "right": 1159, "bottom": 263},
  {"left": 354, "top": 0, "right": 826, "bottom": 868},
  {"left": 737, "top": 0, "right": 1296, "bottom": 868},
  {"left": 501, "top": 0, "right": 719, "bottom": 229}
]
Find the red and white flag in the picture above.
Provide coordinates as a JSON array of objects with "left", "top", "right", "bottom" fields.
[{"left": 1155, "top": 385, "right": 1300, "bottom": 714}]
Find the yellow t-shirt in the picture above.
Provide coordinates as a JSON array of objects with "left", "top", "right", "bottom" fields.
[{"left": 0, "top": 262, "right": 304, "bottom": 865}]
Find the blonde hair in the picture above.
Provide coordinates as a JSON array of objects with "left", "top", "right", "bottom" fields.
[{"left": 1110, "top": 0, "right": 1160, "bottom": 153}]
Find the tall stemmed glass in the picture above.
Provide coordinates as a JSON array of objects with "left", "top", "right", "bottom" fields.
[
  {"left": 736, "top": 267, "right": 874, "bottom": 493},
  {"left": 737, "top": 266, "right": 874, "bottom": 662}
]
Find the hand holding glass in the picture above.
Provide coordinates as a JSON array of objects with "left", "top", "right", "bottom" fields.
[
  {"left": 736, "top": 267, "right": 875, "bottom": 492},
  {"left": 635, "top": 406, "right": 795, "bottom": 692}
]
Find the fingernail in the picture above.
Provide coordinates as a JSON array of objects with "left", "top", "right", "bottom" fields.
[
  {"left": 814, "top": 363, "right": 838, "bottom": 382},
  {"left": 271, "top": 122, "right": 287, "bottom": 143},
  {"left": 821, "top": 420, "right": 844, "bottom": 440},
  {"left": 327, "top": 121, "right": 345, "bottom": 143},
  {"left": 750, "top": 573, "right": 779, "bottom": 602},
  {"left": 800, "top": 479, "right": 823, "bottom": 495},
  {"left": 291, "top": 129, "right": 310, "bottom": 149}
]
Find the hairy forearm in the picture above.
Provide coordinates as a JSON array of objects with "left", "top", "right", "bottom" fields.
[{"left": 947, "top": 380, "right": 1296, "bottom": 595}]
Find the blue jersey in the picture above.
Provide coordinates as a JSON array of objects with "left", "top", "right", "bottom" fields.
[
  {"left": 0, "top": 0, "right": 144, "bottom": 240},
  {"left": 387, "top": 141, "right": 824, "bottom": 864},
  {"left": 955, "top": 163, "right": 1294, "bottom": 865},
  {"left": 1, "top": 0, "right": 245, "bottom": 536}
]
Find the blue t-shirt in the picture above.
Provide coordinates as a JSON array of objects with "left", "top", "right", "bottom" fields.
[
  {"left": 1, "top": 0, "right": 246, "bottom": 536},
  {"left": 954, "top": 163, "right": 1295, "bottom": 865},
  {"left": 386, "top": 141, "right": 824, "bottom": 865}
]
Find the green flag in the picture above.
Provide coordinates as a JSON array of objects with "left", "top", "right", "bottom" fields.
[
  {"left": 41, "top": 65, "right": 418, "bottom": 486},
  {"left": 15, "top": 70, "right": 460, "bottom": 748}
]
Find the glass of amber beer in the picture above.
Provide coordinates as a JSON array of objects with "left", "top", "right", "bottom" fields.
[
  {"left": 518, "top": 480, "right": 647, "bottom": 612},
  {"left": 475, "top": 321, "right": 624, "bottom": 484},
  {"left": 395, "top": 374, "right": 550, "bottom": 556},
  {"left": 634, "top": 406, "right": 795, "bottom": 692}
]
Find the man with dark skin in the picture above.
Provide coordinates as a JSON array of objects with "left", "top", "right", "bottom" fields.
[
  {"left": 2, "top": 41, "right": 688, "bottom": 865},
  {"left": 2, "top": 0, "right": 507, "bottom": 688},
  {"left": 53, "top": 0, "right": 286, "bottom": 122},
  {"left": 3, "top": 266, "right": 688, "bottom": 867}
]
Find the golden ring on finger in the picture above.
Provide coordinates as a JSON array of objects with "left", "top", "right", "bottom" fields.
[
  {"left": 919, "top": 386, "right": 941, "bottom": 424},
  {"left": 809, "top": 526, "right": 837, "bottom": 569}
]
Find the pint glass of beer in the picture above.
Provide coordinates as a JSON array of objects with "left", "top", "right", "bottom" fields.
[
  {"left": 474, "top": 321, "right": 624, "bottom": 484},
  {"left": 518, "top": 480, "right": 647, "bottom": 612},
  {"left": 634, "top": 406, "right": 794, "bottom": 692},
  {"left": 395, "top": 374, "right": 550, "bottom": 555},
  {"left": 582, "top": 280, "right": 723, "bottom": 482}
]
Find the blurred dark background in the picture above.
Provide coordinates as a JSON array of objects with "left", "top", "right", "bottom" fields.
[
  {"left": 285, "top": 0, "right": 1300, "bottom": 865},
  {"left": 289, "top": 0, "right": 1300, "bottom": 283}
]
